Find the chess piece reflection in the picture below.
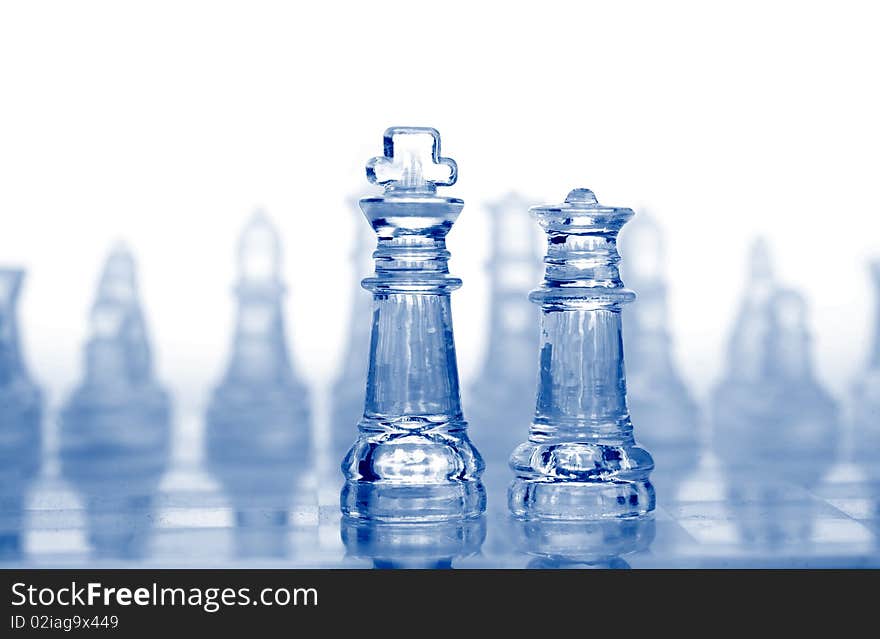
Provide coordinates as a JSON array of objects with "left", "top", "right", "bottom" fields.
[
  {"left": 852, "top": 261, "right": 880, "bottom": 471},
  {"left": 0, "top": 269, "right": 42, "bottom": 560},
  {"left": 329, "top": 199, "right": 375, "bottom": 467},
  {"left": 341, "top": 509, "right": 486, "bottom": 569},
  {"left": 341, "top": 127, "right": 485, "bottom": 522},
  {"left": 59, "top": 246, "right": 170, "bottom": 559},
  {"left": 467, "top": 193, "right": 541, "bottom": 494},
  {"left": 508, "top": 189, "right": 655, "bottom": 521},
  {"left": 711, "top": 240, "right": 837, "bottom": 548},
  {"left": 621, "top": 213, "right": 700, "bottom": 499},
  {"left": 205, "top": 211, "right": 312, "bottom": 558},
  {"left": 513, "top": 516, "right": 655, "bottom": 569}
]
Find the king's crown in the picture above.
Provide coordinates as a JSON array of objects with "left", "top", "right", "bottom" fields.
[{"left": 366, "top": 127, "right": 457, "bottom": 194}]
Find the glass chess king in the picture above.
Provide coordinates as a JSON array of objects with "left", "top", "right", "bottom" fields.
[
  {"left": 509, "top": 188, "right": 655, "bottom": 520},
  {"left": 340, "top": 127, "right": 485, "bottom": 522}
]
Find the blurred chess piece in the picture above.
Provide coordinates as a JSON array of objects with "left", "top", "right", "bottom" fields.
[
  {"left": 512, "top": 516, "right": 654, "bottom": 569},
  {"left": 205, "top": 210, "right": 312, "bottom": 559},
  {"left": 766, "top": 288, "right": 838, "bottom": 467},
  {"left": 712, "top": 239, "right": 837, "bottom": 549},
  {"left": 467, "top": 193, "right": 541, "bottom": 494},
  {"left": 852, "top": 261, "right": 880, "bottom": 472},
  {"left": 59, "top": 245, "right": 171, "bottom": 559},
  {"left": 621, "top": 212, "right": 700, "bottom": 499},
  {"left": 712, "top": 239, "right": 786, "bottom": 474},
  {"left": 329, "top": 198, "right": 375, "bottom": 467},
  {"left": 0, "top": 268, "right": 43, "bottom": 560},
  {"left": 341, "top": 496, "right": 486, "bottom": 569}
]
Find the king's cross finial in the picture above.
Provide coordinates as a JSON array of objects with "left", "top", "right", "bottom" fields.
[{"left": 366, "top": 127, "right": 457, "bottom": 193}]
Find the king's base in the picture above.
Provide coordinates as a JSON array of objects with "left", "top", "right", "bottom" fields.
[
  {"left": 341, "top": 481, "right": 486, "bottom": 522},
  {"left": 508, "top": 478, "right": 655, "bottom": 520},
  {"left": 342, "top": 426, "right": 484, "bottom": 483}
]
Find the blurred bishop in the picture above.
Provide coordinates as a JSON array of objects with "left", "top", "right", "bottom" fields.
[
  {"left": 59, "top": 245, "right": 171, "bottom": 558},
  {"left": 205, "top": 210, "right": 312, "bottom": 558}
]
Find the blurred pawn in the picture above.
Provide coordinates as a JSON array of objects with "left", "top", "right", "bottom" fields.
[
  {"left": 852, "top": 261, "right": 880, "bottom": 471},
  {"left": 329, "top": 198, "right": 374, "bottom": 468},
  {"left": 512, "top": 516, "right": 654, "bottom": 569},
  {"left": 621, "top": 213, "right": 700, "bottom": 498},
  {"left": 205, "top": 210, "right": 312, "bottom": 559},
  {"left": 467, "top": 193, "right": 542, "bottom": 493},
  {"left": 340, "top": 486, "right": 486, "bottom": 568},
  {"left": 0, "top": 268, "right": 43, "bottom": 560},
  {"left": 59, "top": 245, "right": 170, "bottom": 559}
]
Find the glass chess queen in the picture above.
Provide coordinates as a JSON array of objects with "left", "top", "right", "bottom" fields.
[
  {"left": 340, "top": 127, "right": 485, "bottom": 522},
  {"left": 508, "top": 189, "right": 655, "bottom": 520}
]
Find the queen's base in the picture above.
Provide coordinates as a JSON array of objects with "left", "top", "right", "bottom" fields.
[
  {"left": 508, "top": 478, "right": 655, "bottom": 519},
  {"left": 508, "top": 440, "right": 655, "bottom": 519}
]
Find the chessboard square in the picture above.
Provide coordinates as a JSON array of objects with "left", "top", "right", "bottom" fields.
[
  {"left": 153, "top": 506, "right": 234, "bottom": 529},
  {"left": 810, "top": 518, "right": 875, "bottom": 546},
  {"left": 665, "top": 501, "right": 734, "bottom": 521},
  {"left": 675, "top": 518, "right": 741, "bottom": 546},
  {"left": 24, "top": 528, "right": 89, "bottom": 557},
  {"left": 824, "top": 497, "right": 880, "bottom": 521},
  {"left": 152, "top": 528, "right": 231, "bottom": 561},
  {"left": 650, "top": 518, "right": 701, "bottom": 550},
  {"left": 674, "top": 480, "right": 728, "bottom": 502}
]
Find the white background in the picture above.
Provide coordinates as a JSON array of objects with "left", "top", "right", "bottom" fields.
[{"left": 1, "top": 1, "right": 878, "bottom": 415}]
